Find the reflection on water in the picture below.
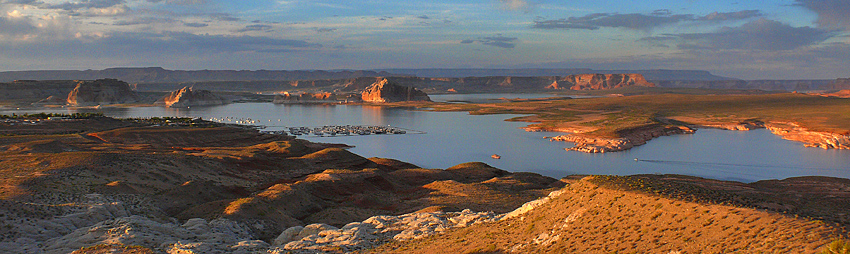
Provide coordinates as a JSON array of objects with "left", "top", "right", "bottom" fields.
[{"left": 3, "top": 101, "right": 849, "bottom": 182}]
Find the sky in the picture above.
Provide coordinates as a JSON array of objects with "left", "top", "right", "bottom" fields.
[{"left": 0, "top": 0, "right": 848, "bottom": 79}]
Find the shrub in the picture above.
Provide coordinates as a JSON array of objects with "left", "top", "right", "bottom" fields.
[{"left": 822, "top": 239, "right": 850, "bottom": 254}]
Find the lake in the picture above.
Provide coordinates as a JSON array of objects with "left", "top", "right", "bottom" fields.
[{"left": 4, "top": 94, "right": 849, "bottom": 182}]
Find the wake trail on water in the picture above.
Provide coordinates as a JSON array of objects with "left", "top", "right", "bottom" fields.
[{"left": 636, "top": 159, "right": 843, "bottom": 173}]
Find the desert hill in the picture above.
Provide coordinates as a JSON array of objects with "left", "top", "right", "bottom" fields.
[
  {"left": 371, "top": 175, "right": 850, "bottom": 253},
  {"left": 0, "top": 116, "right": 562, "bottom": 253}
]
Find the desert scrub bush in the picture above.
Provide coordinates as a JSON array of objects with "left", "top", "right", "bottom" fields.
[{"left": 821, "top": 239, "right": 850, "bottom": 254}]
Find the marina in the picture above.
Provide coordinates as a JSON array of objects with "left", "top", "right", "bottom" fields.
[{"left": 261, "top": 125, "right": 424, "bottom": 137}]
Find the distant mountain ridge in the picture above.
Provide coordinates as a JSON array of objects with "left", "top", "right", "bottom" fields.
[
  {"left": 0, "top": 67, "right": 838, "bottom": 92},
  {"left": 0, "top": 67, "right": 394, "bottom": 83},
  {"left": 376, "top": 68, "right": 735, "bottom": 81},
  {"left": 0, "top": 67, "right": 732, "bottom": 83}
]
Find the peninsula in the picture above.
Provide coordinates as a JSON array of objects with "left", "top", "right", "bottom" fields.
[{"left": 398, "top": 88, "right": 850, "bottom": 153}]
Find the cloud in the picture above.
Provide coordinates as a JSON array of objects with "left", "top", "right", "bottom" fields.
[
  {"left": 92, "top": 31, "right": 320, "bottom": 54},
  {"left": 236, "top": 24, "right": 272, "bottom": 32},
  {"left": 512, "top": 41, "right": 850, "bottom": 79},
  {"left": 41, "top": 0, "right": 125, "bottom": 11},
  {"left": 461, "top": 34, "right": 517, "bottom": 49},
  {"left": 183, "top": 22, "right": 207, "bottom": 27},
  {"left": 673, "top": 18, "right": 833, "bottom": 51},
  {"left": 417, "top": 15, "right": 429, "bottom": 19},
  {"left": 0, "top": 12, "right": 37, "bottom": 36},
  {"left": 143, "top": 0, "right": 206, "bottom": 4},
  {"left": 3, "top": 0, "right": 38, "bottom": 4},
  {"left": 533, "top": 10, "right": 761, "bottom": 30},
  {"left": 700, "top": 10, "right": 762, "bottom": 21},
  {"left": 165, "top": 0, "right": 207, "bottom": 5},
  {"left": 495, "top": 0, "right": 535, "bottom": 12},
  {"left": 314, "top": 27, "right": 336, "bottom": 33},
  {"left": 794, "top": 0, "right": 850, "bottom": 30},
  {"left": 209, "top": 13, "right": 240, "bottom": 22},
  {"left": 113, "top": 17, "right": 175, "bottom": 26}
]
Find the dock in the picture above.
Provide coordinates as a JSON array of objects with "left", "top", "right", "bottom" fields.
[{"left": 261, "top": 125, "right": 424, "bottom": 137}]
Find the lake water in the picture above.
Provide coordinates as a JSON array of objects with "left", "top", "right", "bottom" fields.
[
  {"left": 430, "top": 93, "right": 570, "bottom": 103},
  {"left": 4, "top": 95, "right": 849, "bottom": 182}
]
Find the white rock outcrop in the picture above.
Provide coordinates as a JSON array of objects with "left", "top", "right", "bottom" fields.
[
  {"left": 1, "top": 188, "right": 568, "bottom": 253},
  {"left": 269, "top": 209, "right": 498, "bottom": 253}
]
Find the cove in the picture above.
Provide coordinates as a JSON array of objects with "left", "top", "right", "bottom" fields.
[{"left": 4, "top": 101, "right": 848, "bottom": 182}]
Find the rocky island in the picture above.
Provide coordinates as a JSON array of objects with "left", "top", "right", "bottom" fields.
[
  {"left": 361, "top": 78, "right": 431, "bottom": 103},
  {"left": 66, "top": 79, "right": 141, "bottom": 106},
  {"left": 155, "top": 86, "right": 228, "bottom": 107}
]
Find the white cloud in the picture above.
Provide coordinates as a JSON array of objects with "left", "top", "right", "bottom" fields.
[
  {"left": 795, "top": 0, "right": 850, "bottom": 30},
  {"left": 496, "top": 0, "right": 534, "bottom": 12}
]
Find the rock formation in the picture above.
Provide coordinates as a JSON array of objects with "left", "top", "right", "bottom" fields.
[
  {"left": 550, "top": 125, "right": 695, "bottom": 153},
  {"left": 554, "top": 74, "right": 655, "bottom": 90},
  {"left": 66, "top": 79, "right": 140, "bottom": 106},
  {"left": 361, "top": 78, "right": 431, "bottom": 103},
  {"left": 155, "top": 86, "right": 227, "bottom": 107},
  {"left": 766, "top": 123, "right": 850, "bottom": 150},
  {"left": 272, "top": 92, "right": 343, "bottom": 104},
  {"left": 0, "top": 80, "right": 77, "bottom": 104},
  {"left": 816, "top": 89, "right": 850, "bottom": 98},
  {"left": 824, "top": 78, "right": 850, "bottom": 90},
  {"left": 31, "top": 95, "right": 66, "bottom": 106},
  {"left": 545, "top": 81, "right": 562, "bottom": 90},
  {"left": 655, "top": 80, "right": 831, "bottom": 91}
]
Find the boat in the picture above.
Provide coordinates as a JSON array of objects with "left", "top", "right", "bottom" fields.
[{"left": 491, "top": 154, "right": 501, "bottom": 159}]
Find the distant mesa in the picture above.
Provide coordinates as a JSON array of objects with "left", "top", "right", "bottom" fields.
[
  {"left": 155, "top": 86, "right": 228, "bottom": 108},
  {"left": 548, "top": 74, "right": 655, "bottom": 90},
  {"left": 824, "top": 78, "right": 850, "bottom": 90},
  {"left": 66, "top": 79, "right": 140, "bottom": 106},
  {"left": 273, "top": 92, "right": 333, "bottom": 104},
  {"left": 361, "top": 78, "right": 431, "bottom": 103}
]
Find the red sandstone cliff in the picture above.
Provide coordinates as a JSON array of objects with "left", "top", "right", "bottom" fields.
[
  {"left": 272, "top": 92, "right": 348, "bottom": 103},
  {"left": 361, "top": 78, "right": 431, "bottom": 103},
  {"left": 155, "top": 86, "right": 227, "bottom": 107},
  {"left": 554, "top": 74, "right": 655, "bottom": 90},
  {"left": 66, "top": 79, "right": 140, "bottom": 106}
]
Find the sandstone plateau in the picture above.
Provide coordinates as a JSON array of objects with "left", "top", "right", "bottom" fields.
[
  {"left": 361, "top": 78, "right": 431, "bottom": 103},
  {"left": 66, "top": 79, "right": 140, "bottom": 106},
  {"left": 155, "top": 86, "right": 228, "bottom": 107},
  {"left": 824, "top": 78, "right": 850, "bottom": 90},
  {"left": 552, "top": 73, "right": 655, "bottom": 90}
]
